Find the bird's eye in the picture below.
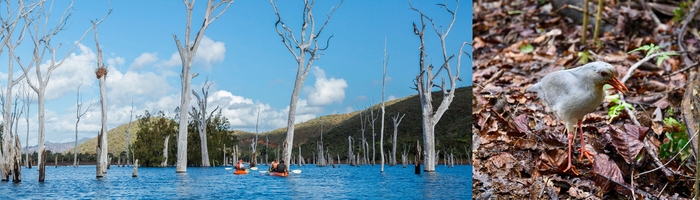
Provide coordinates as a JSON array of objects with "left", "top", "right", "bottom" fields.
[{"left": 600, "top": 71, "right": 609, "bottom": 77}]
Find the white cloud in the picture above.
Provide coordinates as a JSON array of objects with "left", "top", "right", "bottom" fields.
[
  {"left": 306, "top": 66, "right": 347, "bottom": 106},
  {"left": 161, "top": 52, "right": 181, "bottom": 67},
  {"left": 107, "top": 57, "right": 125, "bottom": 68},
  {"left": 159, "top": 36, "right": 225, "bottom": 69},
  {"left": 207, "top": 90, "right": 322, "bottom": 132},
  {"left": 106, "top": 67, "right": 172, "bottom": 105},
  {"left": 30, "top": 44, "right": 97, "bottom": 100},
  {"left": 130, "top": 52, "right": 158, "bottom": 70},
  {"left": 194, "top": 36, "right": 226, "bottom": 68},
  {"left": 388, "top": 95, "right": 397, "bottom": 101}
]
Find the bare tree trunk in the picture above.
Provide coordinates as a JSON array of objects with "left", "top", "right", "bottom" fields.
[
  {"left": 409, "top": 1, "right": 467, "bottom": 172},
  {"left": 174, "top": 0, "right": 233, "bottom": 173},
  {"left": 18, "top": 2, "right": 110, "bottom": 181},
  {"left": 94, "top": 20, "right": 110, "bottom": 175},
  {"left": 96, "top": 131, "right": 104, "bottom": 177},
  {"left": 270, "top": 0, "right": 343, "bottom": 172},
  {"left": 132, "top": 159, "right": 138, "bottom": 177},
  {"left": 391, "top": 113, "right": 404, "bottom": 166},
  {"left": 126, "top": 102, "right": 134, "bottom": 166},
  {"left": 162, "top": 135, "right": 170, "bottom": 167},
  {"left": 74, "top": 84, "right": 92, "bottom": 168},
  {"left": 23, "top": 87, "right": 33, "bottom": 169},
  {"left": 347, "top": 136, "right": 353, "bottom": 166},
  {"left": 380, "top": 39, "right": 388, "bottom": 172},
  {"left": 368, "top": 107, "right": 378, "bottom": 166},
  {"left": 1, "top": 0, "right": 35, "bottom": 182},
  {"left": 190, "top": 80, "right": 218, "bottom": 167}
]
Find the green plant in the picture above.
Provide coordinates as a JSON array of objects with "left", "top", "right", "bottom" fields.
[
  {"left": 578, "top": 51, "right": 592, "bottom": 64},
  {"left": 628, "top": 43, "right": 680, "bottom": 66},
  {"left": 606, "top": 94, "right": 634, "bottom": 122},
  {"left": 520, "top": 43, "right": 534, "bottom": 54},
  {"left": 659, "top": 117, "right": 692, "bottom": 162},
  {"left": 672, "top": 1, "right": 692, "bottom": 23}
]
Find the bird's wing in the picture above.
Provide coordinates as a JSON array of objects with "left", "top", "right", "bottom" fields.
[{"left": 534, "top": 70, "right": 579, "bottom": 111}]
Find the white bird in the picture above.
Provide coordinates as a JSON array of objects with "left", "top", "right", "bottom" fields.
[{"left": 527, "top": 61, "right": 629, "bottom": 174}]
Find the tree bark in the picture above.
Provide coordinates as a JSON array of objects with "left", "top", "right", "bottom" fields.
[
  {"left": 380, "top": 39, "right": 388, "bottom": 172},
  {"left": 96, "top": 131, "right": 103, "bottom": 177},
  {"left": 162, "top": 135, "right": 170, "bottom": 167},
  {"left": 174, "top": 0, "right": 232, "bottom": 173},
  {"left": 190, "top": 80, "right": 217, "bottom": 167},
  {"left": 391, "top": 113, "right": 405, "bottom": 166},
  {"left": 132, "top": 159, "right": 138, "bottom": 177},
  {"left": 409, "top": 1, "right": 466, "bottom": 172}
]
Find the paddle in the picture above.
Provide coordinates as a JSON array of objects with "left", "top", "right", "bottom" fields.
[
  {"left": 291, "top": 169, "right": 301, "bottom": 174},
  {"left": 224, "top": 167, "right": 233, "bottom": 170},
  {"left": 250, "top": 167, "right": 258, "bottom": 171}
]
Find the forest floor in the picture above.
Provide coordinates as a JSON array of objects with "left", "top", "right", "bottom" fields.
[{"left": 472, "top": 0, "right": 700, "bottom": 199}]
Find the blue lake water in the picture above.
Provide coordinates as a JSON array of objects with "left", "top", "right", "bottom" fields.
[{"left": 0, "top": 164, "right": 471, "bottom": 199}]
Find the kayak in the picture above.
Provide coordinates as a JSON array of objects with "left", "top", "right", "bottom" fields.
[
  {"left": 267, "top": 171, "right": 288, "bottom": 177},
  {"left": 234, "top": 168, "right": 249, "bottom": 175}
]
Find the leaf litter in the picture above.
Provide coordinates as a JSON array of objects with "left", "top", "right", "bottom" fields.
[{"left": 472, "top": 0, "right": 699, "bottom": 199}]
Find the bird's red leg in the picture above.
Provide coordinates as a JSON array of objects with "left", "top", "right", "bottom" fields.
[
  {"left": 563, "top": 129, "right": 579, "bottom": 175},
  {"left": 577, "top": 120, "right": 595, "bottom": 163}
]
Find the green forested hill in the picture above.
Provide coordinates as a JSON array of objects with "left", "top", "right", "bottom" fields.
[
  {"left": 235, "top": 86, "right": 472, "bottom": 162},
  {"left": 68, "top": 86, "right": 472, "bottom": 164}
]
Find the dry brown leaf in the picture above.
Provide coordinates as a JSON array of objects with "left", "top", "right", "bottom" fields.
[
  {"left": 608, "top": 125, "right": 646, "bottom": 164},
  {"left": 514, "top": 114, "right": 530, "bottom": 134},
  {"left": 593, "top": 154, "right": 625, "bottom": 194}
]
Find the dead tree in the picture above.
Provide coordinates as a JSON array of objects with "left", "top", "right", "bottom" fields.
[
  {"left": 126, "top": 101, "right": 134, "bottom": 166},
  {"left": 347, "top": 136, "right": 353, "bottom": 166},
  {"left": 391, "top": 112, "right": 405, "bottom": 166},
  {"left": 367, "top": 106, "right": 378, "bottom": 165},
  {"left": 94, "top": 17, "right": 110, "bottom": 177},
  {"left": 1, "top": 0, "right": 37, "bottom": 182},
  {"left": 173, "top": 0, "right": 233, "bottom": 173},
  {"left": 162, "top": 135, "right": 170, "bottom": 167},
  {"left": 357, "top": 108, "right": 367, "bottom": 165},
  {"left": 252, "top": 106, "right": 261, "bottom": 167},
  {"left": 74, "top": 83, "right": 93, "bottom": 167},
  {"left": 18, "top": 2, "right": 110, "bottom": 181},
  {"left": 379, "top": 39, "right": 387, "bottom": 172},
  {"left": 22, "top": 84, "right": 33, "bottom": 169},
  {"left": 409, "top": 0, "right": 467, "bottom": 172},
  {"left": 270, "top": 0, "right": 343, "bottom": 171},
  {"left": 189, "top": 79, "right": 219, "bottom": 167}
]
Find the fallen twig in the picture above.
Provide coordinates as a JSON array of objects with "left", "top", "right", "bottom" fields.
[{"left": 620, "top": 52, "right": 678, "bottom": 84}]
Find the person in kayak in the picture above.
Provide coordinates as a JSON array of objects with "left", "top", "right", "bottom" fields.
[
  {"left": 276, "top": 160, "right": 287, "bottom": 173},
  {"left": 270, "top": 159, "right": 279, "bottom": 172},
  {"left": 235, "top": 159, "right": 246, "bottom": 170}
]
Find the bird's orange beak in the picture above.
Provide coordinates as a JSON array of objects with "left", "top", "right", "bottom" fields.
[{"left": 608, "top": 77, "right": 629, "bottom": 94}]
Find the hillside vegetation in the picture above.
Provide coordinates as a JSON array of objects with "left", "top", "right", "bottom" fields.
[
  {"left": 235, "top": 86, "right": 472, "bottom": 162},
  {"left": 68, "top": 86, "right": 471, "bottom": 164}
]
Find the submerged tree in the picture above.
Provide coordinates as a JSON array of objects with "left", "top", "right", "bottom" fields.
[
  {"left": 18, "top": 1, "right": 110, "bottom": 181},
  {"left": 409, "top": 0, "right": 467, "bottom": 172},
  {"left": 391, "top": 112, "right": 405, "bottom": 166},
  {"left": 93, "top": 15, "right": 111, "bottom": 177},
  {"left": 380, "top": 39, "right": 388, "bottom": 172},
  {"left": 173, "top": 0, "right": 233, "bottom": 173},
  {"left": 0, "top": 0, "right": 38, "bottom": 183},
  {"left": 74, "top": 83, "right": 92, "bottom": 167},
  {"left": 269, "top": 0, "right": 343, "bottom": 171},
  {"left": 132, "top": 111, "right": 178, "bottom": 167},
  {"left": 189, "top": 79, "right": 219, "bottom": 167}
]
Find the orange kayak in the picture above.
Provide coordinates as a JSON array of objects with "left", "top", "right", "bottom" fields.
[
  {"left": 234, "top": 168, "right": 249, "bottom": 175},
  {"left": 268, "top": 171, "right": 288, "bottom": 177}
]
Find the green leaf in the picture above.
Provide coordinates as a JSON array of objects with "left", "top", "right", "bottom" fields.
[{"left": 520, "top": 43, "right": 534, "bottom": 54}]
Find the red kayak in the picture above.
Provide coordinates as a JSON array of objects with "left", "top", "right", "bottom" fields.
[
  {"left": 234, "top": 168, "right": 249, "bottom": 175},
  {"left": 268, "top": 171, "right": 288, "bottom": 177}
]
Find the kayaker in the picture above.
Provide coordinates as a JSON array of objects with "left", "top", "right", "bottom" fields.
[
  {"left": 276, "top": 160, "right": 287, "bottom": 173},
  {"left": 235, "top": 159, "right": 246, "bottom": 170},
  {"left": 270, "top": 159, "right": 279, "bottom": 172}
]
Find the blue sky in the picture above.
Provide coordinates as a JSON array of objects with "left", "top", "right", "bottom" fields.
[{"left": 1, "top": 0, "right": 472, "bottom": 145}]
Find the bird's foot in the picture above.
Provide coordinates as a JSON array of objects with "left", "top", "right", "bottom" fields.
[
  {"left": 578, "top": 148, "right": 595, "bottom": 163},
  {"left": 563, "top": 163, "right": 580, "bottom": 175}
]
